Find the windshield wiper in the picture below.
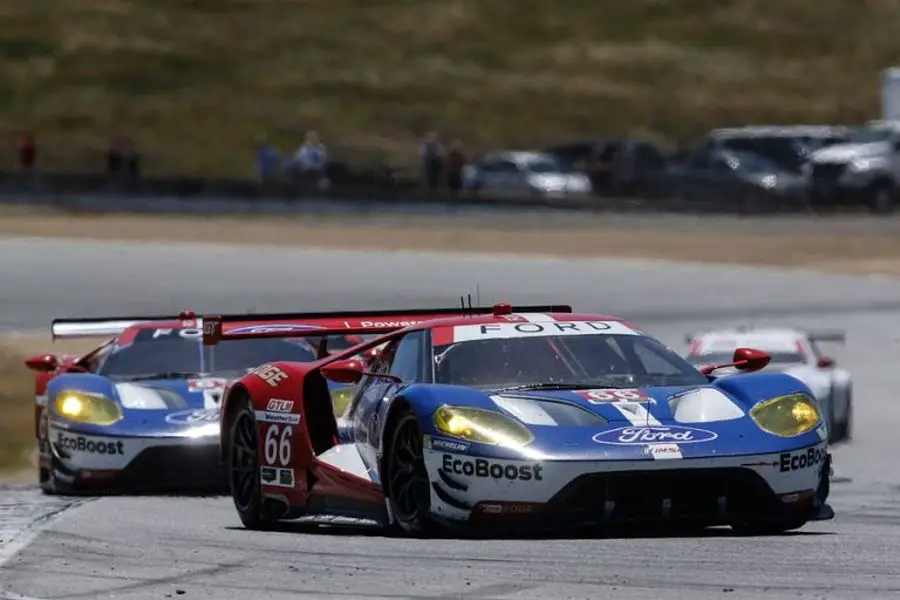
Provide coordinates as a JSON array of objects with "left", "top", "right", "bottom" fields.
[
  {"left": 493, "top": 382, "right": 631, "bottom": 392},
  {"left": 125, "top": 371, "right": 204, "bottom": 381}
]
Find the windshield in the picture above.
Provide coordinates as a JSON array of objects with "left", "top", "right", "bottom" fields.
[
  {"left": 525, "top": 156, "right": 562, "bottom": 173},
  {"left": 432, "top": 331, "right": 708, "bottom": 389},
  {"left": 686, "top": 351, "right": 806, "bottom": 368},
  {"left": 847, "top": 127, "right": 892, "bottom": 144},
  {"left": 97, "top": 327, "right": 318, "bottom": 379}
]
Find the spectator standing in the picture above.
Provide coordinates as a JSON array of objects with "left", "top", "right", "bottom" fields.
[
  {"left": 446, "top": 140, "right": 466, "bottom": 194},
  {"left": 255, "top": 137, "right": 281, "bottom": 183},
  {"left": 419, "top": 132, "right": 444, "bottom": 191},
  {"left": 291, "top": 131, "right": 329, "bottom": 189},
  {"left": 18, "top": 132, "right": 36, "bottom": 171}
]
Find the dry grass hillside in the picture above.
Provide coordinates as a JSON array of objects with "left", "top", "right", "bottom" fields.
[{"left": 3, "top": 0, "right": 900, "bottom": 176}]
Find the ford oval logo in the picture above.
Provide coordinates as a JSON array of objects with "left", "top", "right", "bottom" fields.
[
  {"left": 165, "top": 408, "right": 220, "bottom": 425},
  {"left": 230, "top": 324, "right": 323, "bottom": 334},
  {"left": 592, "top": 425, "right": 717, "bottom": 445}
]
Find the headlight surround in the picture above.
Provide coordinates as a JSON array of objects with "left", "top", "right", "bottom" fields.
[
  {"left": 434, "top": 405, "right": 534, "bottom": 448},
  {"left": 53, "top": 390, "right": 122, "bottom": 426},
  {"left": 749, "top": 393, "right": 820, "bottom": 437}
]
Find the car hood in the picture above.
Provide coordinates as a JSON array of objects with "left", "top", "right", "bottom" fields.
[
  {"left": 105, "top": 376, "right": 232, "bottom": 437},
  {"left": 466, "top": 380, "right": 824, "bottom": 460}
]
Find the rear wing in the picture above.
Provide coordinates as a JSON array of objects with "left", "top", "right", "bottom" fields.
[
  {"left": 202, "top": 304, "right": 573, "bottom": 346},
  {"left": 51, "top": 311, "right": 201, "bottom": 340},
  {"left": 684, "top": 328, "right": 846, "bottom": 345},
  {"left": 805, "top": 329, "right": 845, "bottom": 344}
]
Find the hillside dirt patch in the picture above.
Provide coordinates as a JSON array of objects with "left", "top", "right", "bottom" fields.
[{"left": 2, "top": 1, "right": 899, "bottom": 176}]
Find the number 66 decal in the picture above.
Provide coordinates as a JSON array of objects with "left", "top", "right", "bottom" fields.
[{"left": 264, "top": 424, "right": 292, "bottom": 466}]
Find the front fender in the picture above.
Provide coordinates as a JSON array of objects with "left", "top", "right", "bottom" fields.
[{"left": 713, "top": 371, "right": 815, "bottom": 409}]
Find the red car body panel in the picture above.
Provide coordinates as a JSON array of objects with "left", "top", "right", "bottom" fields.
[{"left": 207, "top": 304, "right": 584, "bottom": 524}]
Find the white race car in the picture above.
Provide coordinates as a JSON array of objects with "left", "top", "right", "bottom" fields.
[{"left": 684, "top": 327, "right": 852, "bottom": 444}]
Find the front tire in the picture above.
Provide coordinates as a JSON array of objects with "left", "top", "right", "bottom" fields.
[
  {"left": 227, "top": 400, "right": 274, "bottom": 529},
  {"left": 384, "top": 410, "right": 435, "bottom": 536}
]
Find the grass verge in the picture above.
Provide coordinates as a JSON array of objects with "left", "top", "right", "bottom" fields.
[
  {"left": 3, "top": 1, "right": 899, "bottom": 176},
  {"left": 0, "top": 336, "right": 95, "bottom": 474}
]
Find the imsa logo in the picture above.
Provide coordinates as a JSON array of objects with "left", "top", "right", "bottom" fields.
[{"left": 441, "top": 454, "right": 543, "bottom": 481}]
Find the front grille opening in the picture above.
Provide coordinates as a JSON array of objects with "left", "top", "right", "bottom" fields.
[{"left": 542, "top": 468, "right": 779, "bottom": 525}]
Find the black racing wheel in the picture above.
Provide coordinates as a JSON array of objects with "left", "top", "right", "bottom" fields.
[
  {"left": 384, "top": 409, "right": 435, "bottom": 536},
  {"left": 228, "top": 399, "right": 275, "bottom": 529}
]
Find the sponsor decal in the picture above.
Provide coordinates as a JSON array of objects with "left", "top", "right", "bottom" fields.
[
  {"left": 251, "top": 364, "right": 289, "bottom": 387},
  {"left": 355, "top": 320, "right": 425, "bottom": 329},
  {"left": 441, "top": 454, "right": 543, "bottom": 481},
  {"left": 779, "top": 447, "right": 827, "bottom": 472},
  {"left": 260, "top": 466, "right": 295, "bottom": 488},
  {"left": 423, "top": 435, "right": 470, "bottom": 453},
  {"left": 592, "top": 425, "right": 718, "bottom": 445},
  {"left": 478, "top": 322, "right": 612, "bottom": 335},
  {"left": 816, "top": 424, "right": 828, "bottom": 441},
  {"left": 577, "top": 389, "right": 654, "bottom": 404},
  {"left": 644, "top": 443, "right": 682, "bottom": 460},
  {"left": 266, "top": 399, "right": 294, "bottom": 412},
  {"left": 279, "top": 468, "right": 294, "bottom": 487},
  {"left": 231, "top": 324, "right": 322, "bottom": 334},
  {"left": 255, "top": 411, "right": 300, "bottom": 425},
  {"left": 166, "top": 408, "right": 220, "bottom": 425},
  {"left": 55, "top": 432, "right": 125, "bottom": 455},
  {"left": 151, "top": 328, "right": 203, "bottom": 339}
]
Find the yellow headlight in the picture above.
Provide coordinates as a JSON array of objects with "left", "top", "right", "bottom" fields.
[
  {"left": 750, "top": 393, "right": 820, "bottom": 437},
  {"left": 53, "top": 391, "right": 122, "bottom": 426},
  {"left": 434, "top": 406, "right": 533, "bottom": 448},
  {"left": 330, "top": 386, "right": 356, "bottom": 417}
]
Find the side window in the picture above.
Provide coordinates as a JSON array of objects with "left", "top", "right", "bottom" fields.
[
  {"left": 387, "top": 331, "right": 426, "bottom": 383},
  {"left": 84, "top": 342, "right": 114, "bottom": 372}
]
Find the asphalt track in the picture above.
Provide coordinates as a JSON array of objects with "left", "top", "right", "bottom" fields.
[{"left": 2, "top": 235, "right": 900, "bottom": 599}]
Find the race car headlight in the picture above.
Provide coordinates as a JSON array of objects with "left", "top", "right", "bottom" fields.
[
  {"left": 434, "top": 406, "right": 534, "bottom": 448},
  {"left": 53, "top": 390, "right": 123, "bottom": 426},
  {"left": 750, "top": 393, "right": 820, "bottom": 437},
  {"left": 330, "top": 385, "right": 355, "bottom": 417}
]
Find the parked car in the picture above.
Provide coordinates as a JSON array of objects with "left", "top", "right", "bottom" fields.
[
  {"left": 463, "top": 151, "right": 592, "bottom": 198},
  {"left": 696, "top": 126, "right": 850, "bottom": 175},
  {"left": 544, "top": 139, "right": 669, "bottom": 196},
  {"left": 666, "top": 148, "right": 807, "bottom": 209},
  {"left": 805, "top": 120, "right": 900, "bottom": 212}
]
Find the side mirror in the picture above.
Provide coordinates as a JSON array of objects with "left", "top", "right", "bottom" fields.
[
  {"left": 732, "top": 347, "right": 771, "bottom": 372},
  {"left": 25, "top": 353, "right": 58, "bottom": 373},
  {"left": 699, "top": 347, "right": 770, "bottom": 375},
  {"left": 817, "top": 357, "right": 835, "bottom": 369},
  {"left": 321, "top": 359, "right": 365, "bottom": 384}
]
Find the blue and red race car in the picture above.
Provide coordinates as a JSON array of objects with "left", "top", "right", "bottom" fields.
[
  {"left": 25, "top": 311, "right": 369, "bottom": 495},
  {"left": 207, "top": 303, "right": 833, "bottom": 537}
]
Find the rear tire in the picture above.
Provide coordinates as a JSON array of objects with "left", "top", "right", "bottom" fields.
[
  {"left": 384, "top": 410, "right": 436, "bottom": 536},
  {"left": 227, "top": 400, "right": 275, "bottom": 530}
]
